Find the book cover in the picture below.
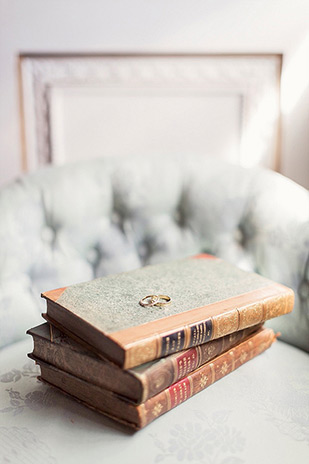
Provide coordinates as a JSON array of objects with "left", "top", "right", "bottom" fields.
[
  {"left": 33, "top": 327, "right": 276, "bottom": 430},
  {"left": 27, "top": 322, "right": 260, "bottom": 403},
  {"left": 42, "top": 254, "right": 293, "bottom": 368}
]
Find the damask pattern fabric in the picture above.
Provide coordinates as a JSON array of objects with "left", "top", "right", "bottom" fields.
[{"left": 0, "top": 338, "right": 308, "bottom": 463}]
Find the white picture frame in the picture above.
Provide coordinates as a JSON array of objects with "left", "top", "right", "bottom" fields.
[{"left": 19, "top": 53, "right": 282, "bottom": 171}]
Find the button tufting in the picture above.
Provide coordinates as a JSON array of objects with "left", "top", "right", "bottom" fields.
[
  {"left": 87, "top": 248, "right": 99, "bottom": 265},
  {"left": 234, "top": 228, "right": 243, "bottom": 243},
  {"left": 138, "top": 243, "right": 147, "bottom": 259},
  {"left": 41, "top": 226, "right": 55, "bottom": 243},
  {"left": 299, "top": 280, "right": 309, "bottom": 300},
  {"left": 111, "top": 211, "right": 120, "bottom": 224}
]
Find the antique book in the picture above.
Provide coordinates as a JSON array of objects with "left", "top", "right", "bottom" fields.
[
  {"left": 41, "top": 254, "right": 294, "bottom": 369},
  {"left": 33, "top": 327, "right": 276, "bottom": 430},
  {"left": 27, "top": 322, "right": 261, "bottom": 403}
]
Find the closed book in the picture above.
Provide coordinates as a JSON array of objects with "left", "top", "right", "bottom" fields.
[
  {"left": 27, "top": 322, "right": 260, "bottom": 403},
  {"left": 41, "top": 254, "right": 293, "bottom": 369},
  {"left": 33, "top": 327, "right": 276, "bottom": 430}
]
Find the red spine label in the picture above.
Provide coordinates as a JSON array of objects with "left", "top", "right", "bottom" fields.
[
  {"left": 175, "top": 348, "right": 199, "bottom": 380},
  {"left": 168, "top": 378, "right": 192, "bottom": 409}
]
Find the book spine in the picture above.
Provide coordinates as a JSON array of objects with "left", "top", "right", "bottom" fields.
[
  {"left": 140, "top": 324, "right": 260, "bottom": 402},
  {"left": 125, "top": 287, "right": 293, "bottom": 368},
  {"left": 137, "top": 327, "right": 276, "bottom": 428}
]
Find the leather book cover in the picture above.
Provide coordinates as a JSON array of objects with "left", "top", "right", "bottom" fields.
[
  {"left": 27, "top": 322, "right": 260, "bottom": 403},
  {"left": 34, "top": 327, "right": 276, "bottom": 430},
  {"left": 41, "top": 254, "right": 293, "bottom": 368}
]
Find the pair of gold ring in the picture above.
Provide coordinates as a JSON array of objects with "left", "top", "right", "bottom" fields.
[{"left": 139, "top": 294, "right": 171, "bottom": 308}]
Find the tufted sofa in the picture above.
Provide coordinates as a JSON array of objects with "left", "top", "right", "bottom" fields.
[{"left": 0, "top": 157, "right": 308, "bottom": 463}]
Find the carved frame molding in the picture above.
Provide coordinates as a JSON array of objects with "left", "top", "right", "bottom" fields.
[{"left": 19, "top": 53, "right": 282, "bottom": 171}]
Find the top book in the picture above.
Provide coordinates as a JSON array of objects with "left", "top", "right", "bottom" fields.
[{"left": 42, "top": 254, "right": 294, "bottom": 369}]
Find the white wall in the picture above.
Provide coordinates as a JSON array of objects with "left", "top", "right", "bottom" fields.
[{"left": 0, "top": 0, "right": 308, "bottom": 188}]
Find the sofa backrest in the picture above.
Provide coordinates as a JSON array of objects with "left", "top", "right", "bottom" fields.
[{"left": 0, "top": 157, "right": 308, "bottom": 351}]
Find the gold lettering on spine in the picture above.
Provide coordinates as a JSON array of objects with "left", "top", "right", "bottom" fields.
[
  {"left": 182, "top": 355, "right": 187, "bottom": 376},
  {"left": 164, "top": 336, "right": 170, "bottom": 356}
]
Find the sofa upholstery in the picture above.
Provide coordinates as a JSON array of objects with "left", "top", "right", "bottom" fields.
[
  {"left": 0, "top": 157, "right": 308, "bottom": 350},
  {"left": 0, "top": 156, "right": 308, "bottom": 463}
]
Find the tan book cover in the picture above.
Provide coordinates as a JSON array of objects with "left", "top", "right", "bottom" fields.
[
  {"left": 27, "top": 322, "right": 260, "bottom": 403},
  {"left": 41, "top": 254, "right": 294, "bottom": 369},
  {"left": 33, "top": 327, "right": 276, "bottom": 430}
]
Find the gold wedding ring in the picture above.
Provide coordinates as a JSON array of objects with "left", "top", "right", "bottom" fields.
[
  {"left": 155, "top": 295, "right": 171, "bottom": 307},
  {"left": 139, "top": 295, "right": 159, "bottom": 307},
  {"left": 139, "top": 294, "right": 171, "bottom": 308}
]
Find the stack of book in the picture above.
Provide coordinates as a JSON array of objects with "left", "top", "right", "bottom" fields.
[{"left": 27, "top": 254, "right": 294, "bottom": 430}]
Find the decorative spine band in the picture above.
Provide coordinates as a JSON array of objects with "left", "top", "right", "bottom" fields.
[
  {"left": 140, "top": 327, "right": 275, "bottom": 427},
  {"left": 141, "top": 324, "right": 260, "bottom": 402}
]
